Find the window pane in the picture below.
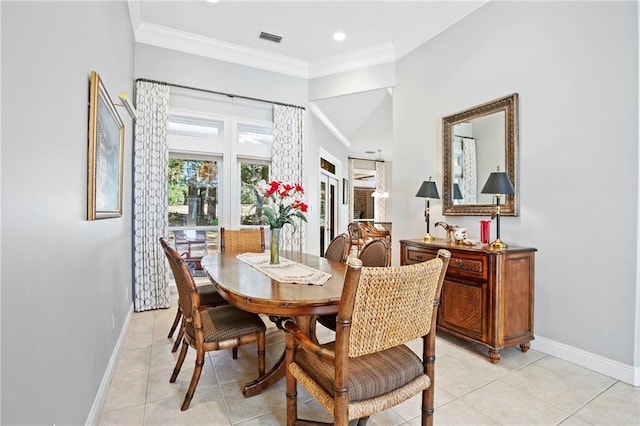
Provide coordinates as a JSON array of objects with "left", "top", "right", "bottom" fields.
[
  {"left": 240, "top": 162, "right": 269, "bottom": 226},
  {"left": 168, "top": 158, "right": 219, "bottom": 227},
  {"left": 238, "top": 124, "right": 272, "bottom": 148},
  {"left": 168, "top": 115, "right": 223, "bottom": 140}
]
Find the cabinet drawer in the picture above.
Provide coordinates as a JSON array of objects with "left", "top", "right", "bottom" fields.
[
  {"left": 448, "top": 252, "right": 487, "bottom": 280},
  {"left": 405, "top": 247, "right": 437, "bottom": 264},
  {"left": 405, "top": 246, "right": 487, "bottom": 280}
]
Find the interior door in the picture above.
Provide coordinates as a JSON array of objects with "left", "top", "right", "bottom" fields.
[{"left": 319, "top": 173, "right": 339, "bottom": 255}]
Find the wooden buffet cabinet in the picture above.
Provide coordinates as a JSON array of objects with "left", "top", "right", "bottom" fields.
[{"left": 400, "top": 239, "right": 536, "bottom": 363}]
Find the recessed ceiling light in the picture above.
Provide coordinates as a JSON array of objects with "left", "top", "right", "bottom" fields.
[
  {"left": 205, "top": 0, "right": 219, "bottom": 3},
  {"left": 333, "top": 32, "right": 346, "bottom": 42}
]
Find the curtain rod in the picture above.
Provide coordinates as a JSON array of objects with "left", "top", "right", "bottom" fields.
[
  {"left": 348, "top": 156, "right": 385, "bottom": 162},
  {"left": 135, "top": 78, "right": 305, "bottom": 110}
]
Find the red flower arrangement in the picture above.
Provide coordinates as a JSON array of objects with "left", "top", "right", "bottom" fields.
[{"left": 257, "top": 180, "right": 308, "bottom": 229}]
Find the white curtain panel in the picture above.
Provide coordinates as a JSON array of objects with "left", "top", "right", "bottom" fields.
[
  {"left": 133, "top": 81, "right": 171, "bottom": 312},
  {"left": 462, "top": 138, "right": 478, "bottom": 203},
  {"left": 271, "top": 105, "right": 305, "bottom": 252}
]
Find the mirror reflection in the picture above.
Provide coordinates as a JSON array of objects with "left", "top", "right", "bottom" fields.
[
  {"left": 442, "top": 93, "right": 518, "bottom": 216},
  {"left": 451, "top": 111, "right": 505, "bottom": 205}
]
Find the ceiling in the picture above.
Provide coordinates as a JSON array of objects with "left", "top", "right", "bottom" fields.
[{"left": 130, "top": 0, "right": 488, "bottom": 161}]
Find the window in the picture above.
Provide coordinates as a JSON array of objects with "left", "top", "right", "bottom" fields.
[
  {"left": 240, "top": 161, "right": 270, "bottom": 225},
  {"left": 167, "top": 111, "right": 273, "bottom": 228},
  {"left": 167, "top": 158, "right": 219, "bottom": 227}
]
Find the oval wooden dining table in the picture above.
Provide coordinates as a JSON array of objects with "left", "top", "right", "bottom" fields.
[{"left": 200, "top": 250, "right": 347, "bottom": 397}]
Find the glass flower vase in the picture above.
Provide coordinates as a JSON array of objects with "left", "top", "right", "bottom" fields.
[{"left": 270, "top": 227, "right": 281, "bottom": 264}]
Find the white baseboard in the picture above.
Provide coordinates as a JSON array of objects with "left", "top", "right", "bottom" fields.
[
  {"left": 533, "top": 335, "right": 640, "bottom": 386},
  {"left": 85, "top": 304, "right": 135, "bottom": 425}
]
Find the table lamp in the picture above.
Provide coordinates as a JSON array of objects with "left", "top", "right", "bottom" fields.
[
  {"left": 415, "top": 177, "right": 439, "bottom": 242},
  {"left": 480, "top": 167, "right": 514, "bottom": 250}
]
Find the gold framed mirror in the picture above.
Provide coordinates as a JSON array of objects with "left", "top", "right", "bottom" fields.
[{"left": 442, "top": 93, "right": 519, "bottom": 216}]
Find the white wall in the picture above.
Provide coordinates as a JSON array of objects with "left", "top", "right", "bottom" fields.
[
  {"left": 1, "top": 1, "right": 135, "bottom": 424},
  {"left": 393, "top": 0, "right": 638, "bottom": 380}
]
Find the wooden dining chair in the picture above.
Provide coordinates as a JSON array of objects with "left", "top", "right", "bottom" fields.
[
  {"left": 220, "top": 227, "right": 265, "bottom": 253},
  {"left": 160, "top": 238, "right": 266, "bottom": 411},
  {"left": 357, "top": 237, "right": 391, "bottom": 268},
  {"left": 285, "top": 249, "right": 451, "bottom": 426},
  {"left": 167, "top": 233, "right": 228, "bottom": 353},
  {"left": 347, "top": 222, "right": 364, "bottom": 255},
  {"left": 323, "top": 233, "right": 350, "bottom": 263},
  {"left": 316, "top": 237, "right": 392, "bottom": 332}
]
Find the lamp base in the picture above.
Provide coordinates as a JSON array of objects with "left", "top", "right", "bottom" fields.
[
  {"left": 489, "top": 238, "right": 508, "bottom": 250},
  {"left": 423, "top": 233, "right": 435, "bottom": 242}
]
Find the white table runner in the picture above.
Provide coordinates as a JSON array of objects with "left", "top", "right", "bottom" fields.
[{"left": 236, "top": 252, "right": 332, "bottom": 285}]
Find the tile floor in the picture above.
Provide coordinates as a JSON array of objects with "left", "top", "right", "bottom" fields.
[{"left": 99, "top": 301, "right": 640, "bottom": 425}]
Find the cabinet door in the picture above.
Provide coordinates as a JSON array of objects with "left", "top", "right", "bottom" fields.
[{"left": 438, "top": 277, "right": 488, "bottom": 342}]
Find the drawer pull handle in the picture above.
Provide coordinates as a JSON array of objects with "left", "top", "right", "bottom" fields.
[{"left": 456, "top": 260, "right": 463, "bottom": 267}]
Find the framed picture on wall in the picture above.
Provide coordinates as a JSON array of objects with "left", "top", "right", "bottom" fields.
[{"left": 87, "top": 71, "right": 124, "bottom": 220}]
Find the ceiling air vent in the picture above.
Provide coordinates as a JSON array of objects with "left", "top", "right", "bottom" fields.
[{"left": 259, "top": 32, "right": 282, "bottom": 43}]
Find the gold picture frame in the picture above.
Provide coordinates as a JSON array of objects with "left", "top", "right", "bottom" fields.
[{"left": 88, "top": 71, "right": 124, "bottom": 220}]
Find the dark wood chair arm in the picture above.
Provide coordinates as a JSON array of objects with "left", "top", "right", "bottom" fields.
[{"left": 283, "top": 320, "right": 335, "bottom": 361}]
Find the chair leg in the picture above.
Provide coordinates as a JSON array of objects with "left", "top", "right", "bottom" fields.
[
  {"left": 422, "top": 386, "right": 434, "bottom": 426},
  {"left": 232, "top": 347, "right": 238, "bottom": 359},
  {"left": 167, "top": 307, "right": 181, "bottom": 338},
  {"left": 181, "top": 349, "right": 205, "bottom": 411},
  {"left": 170, "top": 340, "right": 189, "bottom": 383},
  {"left": 172, "top": 324, "right": 184, "bottom": 353}
]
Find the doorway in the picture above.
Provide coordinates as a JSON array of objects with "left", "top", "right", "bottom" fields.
[{"left": 319, "top": 172, "right": 339, "bottom": 255}]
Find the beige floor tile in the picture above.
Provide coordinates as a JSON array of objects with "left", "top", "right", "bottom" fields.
[
  {"left": 501, "top": 362, "right": 605, "bottom": 412},
  {"left": 98, "top": 403, "right": 145, "bottom": 426},
  {"left": 461, "top": 379, "right": 569, "bottom": 425},
  {"left": 102, "top": 370, "right": 149, "bottom": 413},
  {"left": 572, "top": 390, "right": 640, "bottom": 426},
  {"left": 113, "top": 346, "right": 152, "bottom": 375},
  {"left": 533, "top": 356, "right": 616, "bottom": 390},
  {"left": 123, "top": 328, "right": 154, "bottom": 351},
  {"left": 128, "top": 312, "right": 155, "bottom": 332},
  {"left": 146, "top": 360, "right": 218, "bottom": 403},
  {"left": 602, "top": 380, "right": 640, "bottom": 404},
  {"left": 211, "top": 343, "right": 266, "bottom": 385},
  {"left": 423, "top": 399, "right": 499, "bottom": 425},
  {"left": 558, "top": 415, "right": 592, "bottom": 425},
  {"left": 435, "top": 355, "right": 498, "bottom": 397},
  {"left": 142, "top": 386, "right": 229, "bottom": 425},
  {"left": 220, "top": 377, "right": 288, "bottom": 424},
  {"left": 385, "top": 391, "right": 425, "bottom": 423},
  {"left": 235, "top": 408, "right": 287, "bottom": 425},
  {"left": 149, "top": 340, "right": 196, "bottom": 370}
]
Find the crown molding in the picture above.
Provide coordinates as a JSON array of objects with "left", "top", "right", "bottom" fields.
[
  {"left": 310, "top": 103, "right": 351, "bottom": 148},
  {"left": 135, "top": 22, "right": 310, "bottom": 79},
  {"left": 129, "top": 1, "right": 489, "bottom": 80}
]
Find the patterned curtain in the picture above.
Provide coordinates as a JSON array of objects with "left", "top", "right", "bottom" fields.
[
  {"left": 271, "top": 105, "right": 305, "bottom": 252},
  {"left": 462, "top": 137, "right": 478, "bottom": 203},
  {"left": 133, "top": 81, "right": 171, "bottom": 312},
  {"left": 375, "top": 161, "right": 386, "bottom": 221}
]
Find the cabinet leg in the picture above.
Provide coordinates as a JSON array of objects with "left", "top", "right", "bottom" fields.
[
  {"left": 519, "top": 342, "right": 531, "bottom": 353},
  {"left": 488, "top": 349, "right": 501, "bottom": 364}
]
